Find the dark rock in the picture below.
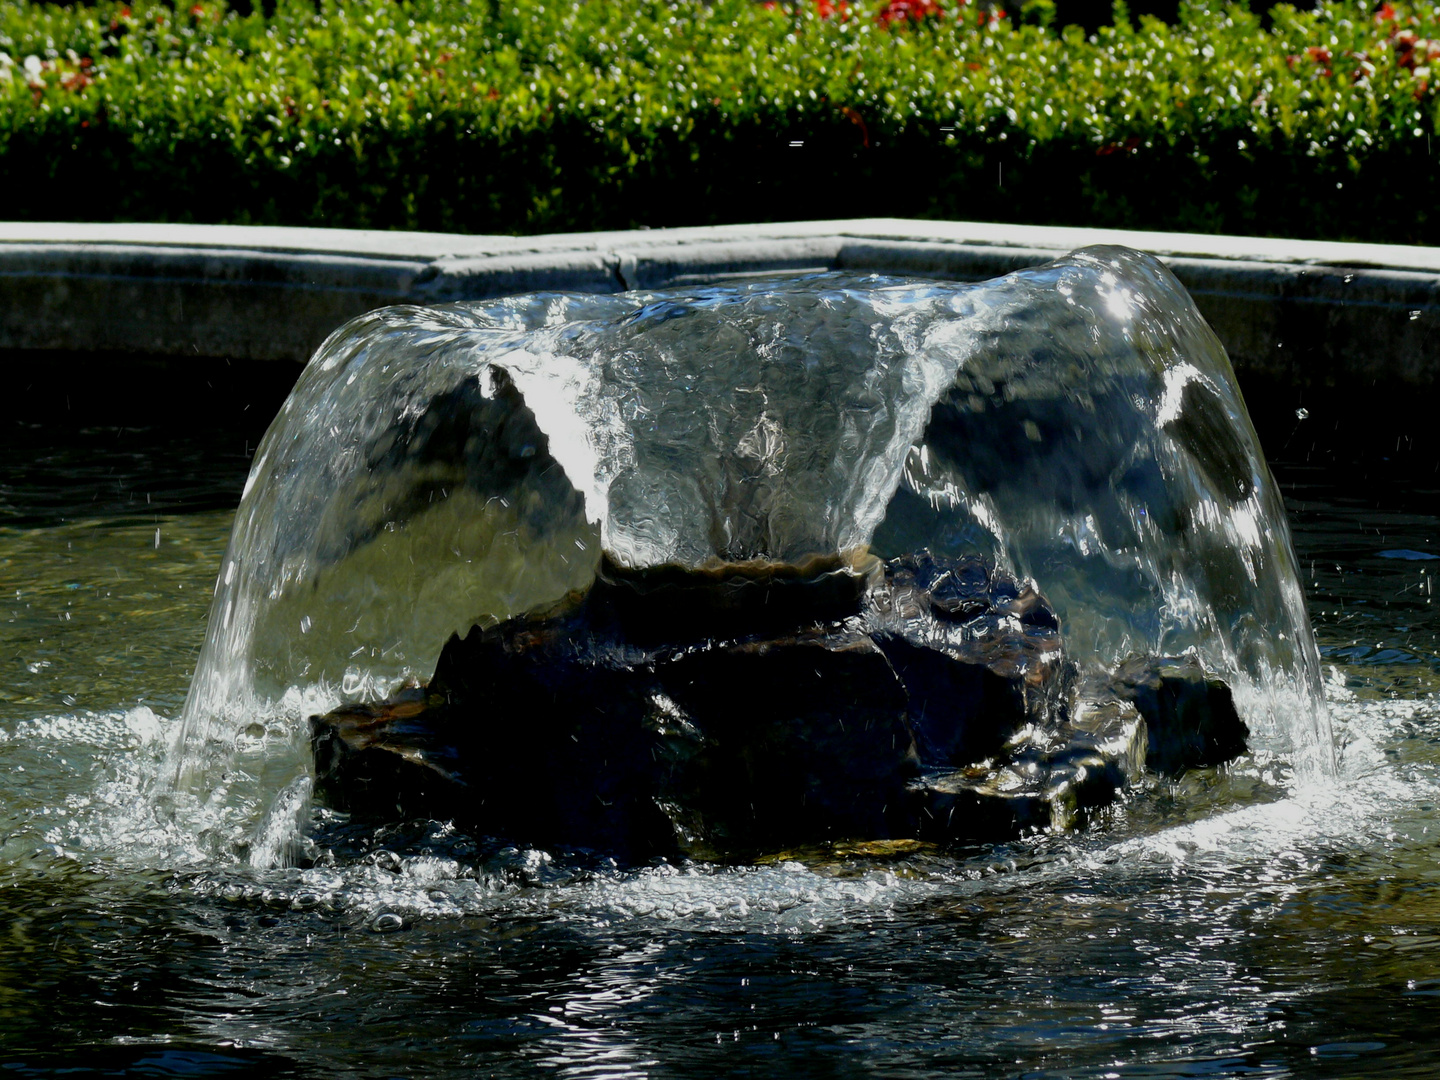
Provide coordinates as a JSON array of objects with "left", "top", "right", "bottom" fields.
[
  {"left": 310, "top": 663, "right": 683, "bottom": 863},
  {"left": 311, "top": 561, "right": 922, "bottom": 861},
  {"left": 309, "top": 551, "right": 1248, "bottom": 860},
  {"left": 865, "top": 552, "right": 1074, "bottom": 768},
  {"left": 590, "top": 552, "right": 875, "bottom": 647},
  {"left": 311, "top": 686, "right": 462, "bottom": 821},
  {"left": 654, "top": 630, "right": 920, "bottom": 856},
  {"left": 909, "top": 697, "right": 1148, "bottom": 843},
  {"left": 1101, "top": 655, "right": 1249, "bottom": 776}
]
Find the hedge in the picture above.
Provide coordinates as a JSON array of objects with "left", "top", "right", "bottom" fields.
[{"left": 1, "top": 0, "right": 1439, "bottom": 242}]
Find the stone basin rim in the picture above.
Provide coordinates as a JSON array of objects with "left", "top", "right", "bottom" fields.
[{"left": 3, "top": 217, "right": 1440, "bottom": 392}]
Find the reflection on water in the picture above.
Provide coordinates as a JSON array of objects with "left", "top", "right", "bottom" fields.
[{"left": 3, "top": 413, "right": 1440, "bottom": 1077}]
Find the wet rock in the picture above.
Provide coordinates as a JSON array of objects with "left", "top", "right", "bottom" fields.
[
  {"left": 865, "top": 552, "right": 1075, "bottom": 768},
  {"left": 309, "top": 552, "right": 1248, "bottom": 859},
  {"left": 755, "top": 838, "right": 939, "bottom": 869},
  {"left": 311, "top": 686, "right": 461, "bottom": 823},
  {"left": 652, "top": 631, "right": 920, "bottom": 856},
  {"left": 591, "top": 552, "right": 876, "bottom": 647},
  {"left": 910, "top": 697, "right": 1148, "bottom": 842},
  {"left": 313, "top": 611, "right": 686, "bottom": 863},
  {"left": 311, "top": 558, "right": 922, "bottom": 861},
  {"left": 1099, "top": 655, "right": 1249, "bottom": 776}
]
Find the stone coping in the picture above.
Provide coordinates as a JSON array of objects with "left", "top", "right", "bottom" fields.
[
  {"left": 3, "top": 218, "right": 1438, "bottom": 387},
  {"left": 7, "top": 217, "right": 1440, "bottom": 270}
]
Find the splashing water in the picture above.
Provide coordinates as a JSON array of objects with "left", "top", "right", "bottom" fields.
[{"left": 169, "top": 246, "right": 1330, "bottom": 860}]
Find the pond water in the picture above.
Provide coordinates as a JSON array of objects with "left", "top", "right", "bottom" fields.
[{"left": 2, "top": 372, "right": 1440, "bottom": 1078}]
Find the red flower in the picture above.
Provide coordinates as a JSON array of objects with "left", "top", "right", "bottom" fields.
[
  {"left": 1394, "top": 29, "right": 1421, "bottom": 69},
  {"left": 839, "top": 104, "right": 869, "bottom": 146},
  {"left": 878, "top": 0, "right": 944, "bottom": 26},
  {"left": 1096, "top": 135, "right": 1142, "bottom": 157},
  {"left": 1375, "top": 2, "right": 1397, "bottom": 24},
  {"left": 815, "top": 0, "right": 851, "bottom": 17},
  {"left": 189, "top": 4, "right": 203, "bottom": 15}
]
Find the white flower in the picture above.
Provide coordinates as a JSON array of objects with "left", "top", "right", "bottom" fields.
[
  {"left": 0, "top": 53, "right": 12, "bottom": 83},
  {"left": 23, "top": 54, "right": 43, "bottom": 89}
]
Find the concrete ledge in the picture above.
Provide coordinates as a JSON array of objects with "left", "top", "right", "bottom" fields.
[{"left": 4, "top": 218, "right": 1439, "bottom": 389}]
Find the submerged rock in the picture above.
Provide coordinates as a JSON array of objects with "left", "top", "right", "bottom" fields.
[{"left": 310, "top": 551, "right": 1251, "bottom": 860}]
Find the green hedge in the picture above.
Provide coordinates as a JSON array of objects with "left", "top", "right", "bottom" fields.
[{"left": 1, "top": 0, "right": 1438, "bottom": 241}]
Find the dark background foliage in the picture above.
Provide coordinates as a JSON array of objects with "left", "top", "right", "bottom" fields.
[{"left": 1, "top": 0, "right": 1434, "bottom": 242}]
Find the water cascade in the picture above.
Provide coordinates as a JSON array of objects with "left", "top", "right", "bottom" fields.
[{"left": 172, "top": 246, "right": 1331, "bottom": 860}]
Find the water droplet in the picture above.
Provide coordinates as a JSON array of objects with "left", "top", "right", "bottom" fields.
[
  {"left": 370, "top": 912, "right": 405, "bottom": 933},
  {"left": 1409, "top": 310, "right": 1423, "bottom": 321},
  {"left": 1295, "top": 408, "right": 1310, "bottom": 420}
]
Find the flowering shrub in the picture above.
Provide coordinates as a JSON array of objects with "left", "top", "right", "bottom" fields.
[
  {"left": 877, "top": 0, "right": 947, "bottom": 25},
  {"left": 1, "top": 0, "right": 1439, "bottom": 242}
]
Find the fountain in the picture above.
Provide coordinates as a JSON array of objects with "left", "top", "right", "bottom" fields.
[
  {"left": 172, "top": 244, "right": 1331, "bottom": 862},
  {"left": 19, "top": 224, "right": 1440, "bottom": 1078}
]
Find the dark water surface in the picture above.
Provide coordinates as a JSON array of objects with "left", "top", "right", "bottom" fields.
[{"left": 3, "top": 374, "right": 1440, "bottom": 1078}]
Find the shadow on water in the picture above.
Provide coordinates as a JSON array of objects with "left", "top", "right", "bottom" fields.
[
  {"left": 3, "top": 351, "right": 1440, "bottom": 1077},
  {"left": 1255, "top": 373, "right": 1440, "bottom": 690},
  {"left": 2, "top": 353, "right": 298, "bottom": 529}
]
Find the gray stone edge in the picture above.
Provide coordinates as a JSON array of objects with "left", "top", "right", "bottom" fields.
[{"left": 3, "top": 217, "right": 1439, "bottom": 385}]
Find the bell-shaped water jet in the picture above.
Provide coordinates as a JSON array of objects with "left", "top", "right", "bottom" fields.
[{"left": 172, "top": 246, "right": 1331, "bottom": 861}]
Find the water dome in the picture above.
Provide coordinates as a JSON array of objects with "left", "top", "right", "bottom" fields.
[{"left": 174, "top": 245, "right": 1331, "bottom": 832}]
